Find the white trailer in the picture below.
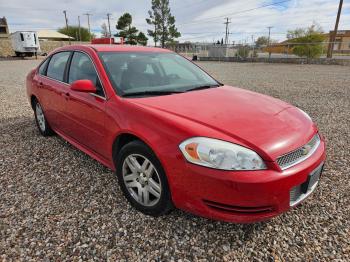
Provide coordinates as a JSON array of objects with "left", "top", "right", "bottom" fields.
[{"left": 10, "top": 31, "right": 41, "bottom": 57}]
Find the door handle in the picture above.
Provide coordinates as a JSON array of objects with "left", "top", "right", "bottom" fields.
[
  {"left": 38, "top": 82, "right": 44, "bottom": 88},
  {"left": 64, "top": 92, "right": 70, "bottom": 100}
]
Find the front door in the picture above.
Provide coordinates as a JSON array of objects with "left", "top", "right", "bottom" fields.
[{"left": 64, "top": 51, "right": 109, "bottom": 158}]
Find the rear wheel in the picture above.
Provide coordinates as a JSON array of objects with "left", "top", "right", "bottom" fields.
[
  {"left": 116, "top": 140, "right": 173, "bottom": 216},
  {"left": 33, "top": 99, "right": 54, "bottom": 136}
]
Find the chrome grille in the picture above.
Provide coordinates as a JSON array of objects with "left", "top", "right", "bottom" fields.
[
  {"left": 290, "top": 163, "right": 323, "bottom": 206},
  {"left": 290, "top": 185, "right": 302, "bottom": 204},
  {"left": 277, "top": 134, "right": 320, "bottom": 170}
]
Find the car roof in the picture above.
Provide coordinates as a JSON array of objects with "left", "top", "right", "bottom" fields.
[{"left": 59, "top": 44, "right": 173, "bottom": 53}]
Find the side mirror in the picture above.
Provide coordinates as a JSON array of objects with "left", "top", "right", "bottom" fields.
[{"left": 70, "top": 79, "right": 97, "bottom": 93}]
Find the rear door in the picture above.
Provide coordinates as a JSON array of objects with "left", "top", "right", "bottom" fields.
[
  {"left": 34, "top": 51, "right": 71, "bottom": 129},
  {"left": 33, "top": 57, "right": 51, "bottom": 116},
  {"left": 64, "top": 51, "right": 108, "bottom": 158}
]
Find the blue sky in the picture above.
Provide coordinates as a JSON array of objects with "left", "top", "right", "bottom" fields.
[{"left": 1, "top": 0, "right": 349, "bottom": 44}]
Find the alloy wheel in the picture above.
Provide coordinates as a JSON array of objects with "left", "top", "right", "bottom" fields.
[
  {"left": 122, "top": 154, "right": 162, "bottom": 207},
  {"left": 35, "top": 103, "right": 46, "bottom": 132}
]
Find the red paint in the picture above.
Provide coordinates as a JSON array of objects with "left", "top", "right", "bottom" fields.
[
  {"left": 91, "top": 37, "right": 124, "bottom": 45},
  {"left": 26, "top": 45, "right": 326, "bottom": 223},
  {"left": 70, "top": 79, "right": 97, "bottom": 93}
]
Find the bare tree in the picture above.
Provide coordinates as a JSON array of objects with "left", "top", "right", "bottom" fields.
[{"left": 101, "top": 23, "right": 109, "bottom": 38}]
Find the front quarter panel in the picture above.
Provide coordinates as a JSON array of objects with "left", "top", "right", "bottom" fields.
[{"left": 104, "top": 96, "right": 192, "bottom": 171}]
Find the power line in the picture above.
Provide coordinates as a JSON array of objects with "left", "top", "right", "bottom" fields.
[{"left": 178, "top": 0, "right": 292, "bottom": 26}]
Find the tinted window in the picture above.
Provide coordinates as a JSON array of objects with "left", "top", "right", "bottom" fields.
[
  {"left": 46, "top": 52, "right": 70, "bottom": 82},
  {"left": 68, "top": 52, "right": 104, "bottom": 96},
  {"left": 38, "top": 58, "right": 50, "bottom": 76}
]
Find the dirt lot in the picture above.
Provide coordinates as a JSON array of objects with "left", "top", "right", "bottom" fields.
[{"left": 0, "top": 59, "right": 349, "bottom": 261}]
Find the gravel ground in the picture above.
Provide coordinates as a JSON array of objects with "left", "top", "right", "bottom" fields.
[{"left": 0, "top": 59, "right": 349, "bottom": 261}]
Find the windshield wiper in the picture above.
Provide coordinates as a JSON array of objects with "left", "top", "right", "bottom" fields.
[
  {"left": 122, "top": 90, "right": 184, "bottom": 98},
  {"left": 185, "top": 84, "right": 221, "bottom": 92}
]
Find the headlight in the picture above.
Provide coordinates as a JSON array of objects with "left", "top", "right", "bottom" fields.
[{"left": 179, "top": 137, "right": 266, "bottom": 171}]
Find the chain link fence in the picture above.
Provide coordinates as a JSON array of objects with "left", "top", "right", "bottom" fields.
[{"left": 169, "top": 41, "right": 350, "bottom": 60}]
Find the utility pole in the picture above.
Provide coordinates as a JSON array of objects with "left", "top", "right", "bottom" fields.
[
  {"left": 267, "top": 26, "right": 273, "bottom": 59},
  {"left": 327, "top": 0, "right": 343, "bottom": 58},
  {"left": 107, "top": 13, "right": 112, "bottom": 38},
  {"left": 78, "top": 16, "right": 82, "bottom": 42},
  {"left": 63, "top": 10, "right": 71, "bottom": 45},
  {"left": 224, "top": 17, "right": 231, "bottom": 45},
  {"left": 252, "top": 35, "right": 255, "bottom": 58},
  {"left": 84, "top": 13, "right": 93, "bottom": 42}
]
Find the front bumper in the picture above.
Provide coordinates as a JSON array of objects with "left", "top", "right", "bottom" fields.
[{"left": 168, "top": 139, "right": 326, "bottom": 224}]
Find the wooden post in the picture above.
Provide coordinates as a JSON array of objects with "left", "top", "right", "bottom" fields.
[{"left": 327, "top": 0, "right": 343, "bottom": 58}]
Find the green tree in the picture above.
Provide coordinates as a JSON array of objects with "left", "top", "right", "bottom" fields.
[
  {"left": 146, "top": 0, "right": 181, "bottom": 48},
  {"left": 236, "top": 45, "right": 250, "bottom": 59},
  {"left": 116, "top": 13, "right": 147, "bottom": 46},
  {"left": 116, "top": 13, "right": 139, "bottom": 45},
  {"left": 137, "top": 32, "right": 148, "bottom": 46},
  {"left": 255, "top": 36, "right": 277, "bottom": 47},
  {"left": 146, "top": 10, "right": 159, "bottom": 46},
  {"left": 287, "top": 24, "right": 325, "bottom": 59},
  {"left": 255, "top": 36, "right": 269, "bottom": 47},
  {"left": 58, "top": 26, "right": 93, "bottom": 41}
]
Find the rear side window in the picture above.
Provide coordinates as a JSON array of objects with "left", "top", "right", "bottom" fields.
[
  {"left": 38, "top": 58, "right": 49, "bottom": 76},
  {"left": 68, "top": 52, "right": 104, "bottom": 96},
  {"left": 46, "top": 52, "right": 70, "bottom": 82}
]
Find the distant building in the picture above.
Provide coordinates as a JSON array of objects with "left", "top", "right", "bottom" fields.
[
  {"left": 167, "top": 42, "right": 196, "bottom": 53},
  {"left": 326, "top": 30, "right": 350, "bottom": 53},
  {"left": 37, "top": 30, "right": 74, "bottom": 41},
  {"left": 0, "top": 17, "right": 10, "bottom": 38},
  {"left": 167, "top": 42, "right": 215, "bottom": 53},
  {"left": 266, "top": 29, "right": 350, "bottom": 55}
]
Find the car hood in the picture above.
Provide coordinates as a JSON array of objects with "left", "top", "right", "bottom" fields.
[{"left": 129, "top": 86, "right": 316, "bottom": 160}]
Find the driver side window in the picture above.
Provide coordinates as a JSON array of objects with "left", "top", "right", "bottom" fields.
[{"left": 68, "top": 52, "right": 105, "bottom": 97}]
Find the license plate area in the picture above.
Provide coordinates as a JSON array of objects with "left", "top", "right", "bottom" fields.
[
  {"left": 290, "top": 163, "right": 324, "bottom": 207},
  {"left": 301, "top": 163, "right": 323, "bottom": 193}
]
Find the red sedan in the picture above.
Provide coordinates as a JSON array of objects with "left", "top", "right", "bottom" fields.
[{"left": 26, "top": 45, "right": 326, "bottom": 223}]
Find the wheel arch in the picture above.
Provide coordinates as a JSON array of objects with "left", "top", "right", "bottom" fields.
[
  {"left": 30, "top": 95, "right": 38, "bottom": 110},
  {"left": 112, "top": 132, "right": 145, "bottom": 163}
]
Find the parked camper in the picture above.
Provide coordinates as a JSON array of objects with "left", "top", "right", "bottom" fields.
[{"left": 10, "top": 31, "right": 40, "bottom": 57}]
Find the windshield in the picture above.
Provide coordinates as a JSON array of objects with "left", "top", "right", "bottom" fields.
[{"left": 98, "top": 52, "right": 219, "bottom": 97}]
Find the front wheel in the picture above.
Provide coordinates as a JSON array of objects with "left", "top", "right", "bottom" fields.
[
  {"left": 33, "top": 99, "right": 54, "bottom": 136},
  {"left": 116, "top": 140, "right": 173, "bottom": 216}
]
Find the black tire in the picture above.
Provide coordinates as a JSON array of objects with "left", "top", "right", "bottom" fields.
[
  {"left": 115, "top": 140, "right": 173, "bottom": 216},
  {"left": 33, "top": 99, "right": 54, "bottom": 136}
]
